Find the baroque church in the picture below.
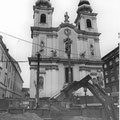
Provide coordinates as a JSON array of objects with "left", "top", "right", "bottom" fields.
[{"left": 28, "top": 0, "right": 103, "bottom": 98}]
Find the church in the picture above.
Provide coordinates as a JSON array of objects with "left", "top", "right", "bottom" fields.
[{"left": 28, "top": 0, "right": 103, "bottom": 98}]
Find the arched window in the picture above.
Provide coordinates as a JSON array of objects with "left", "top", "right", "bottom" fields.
[
  {"left": 40, "top": 14, "right": 46, "bottom": 23},
  {"left": 86, "top": 19, "right": 92, "bottom": 28}
]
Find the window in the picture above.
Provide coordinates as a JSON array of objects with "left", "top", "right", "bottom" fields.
[
  {"left": 105, "top": 78, "right": 109, "bottom": 83},
  {"left": 1, "top": 52, "right": 3, "bottom": 61},
  {"left": 40, "top": 14, "right": 46, "bottom": 23},
  {"left": 105, "top": 71, "right": 108, "bottom": 75},
  {"left": 10, "top": 65, "right": 11, "bottom": 72},
  {"left": 4, "top": 74, "right": 7, "bottom": 86},
  {"left": 6, "top": 62, "right": 8, "bottom": 68},
  {"left": 115, "top": 57, "right": 119, "bottom": 62},
  {"left": 86, "top": 19, "right": 92, "bottom": 28},
  {"left": 116, "top": 66, "right": 119, "bottom": 71},
  {"left": 110, "top": 68, "right": 113, "bottom": 73},
  {"left": 112, "top": 86, "right": 117, "bottom": 92},
  {"left": 39, "top": 76, "right": 44, "bottom": 89},
  {"left": 111, "top": 76, "right": 115, "bottom": 82},
  {"left": 109, "top": 61, "right": 112, "bottom": 66},
  {"left": 104, "top": 64, "right": 107, "bottom": 68},
  {"left": 10, "top": 81, "right": 13, "bottom": 90},
  {"left": 8, "top": 78, "right": 10, "bottom": 88}
]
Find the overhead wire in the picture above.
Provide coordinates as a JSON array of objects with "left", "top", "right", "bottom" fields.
[
  {"left": 0, "top": 60, "right": 28, "bottom": 63},
  {"left": 0, "top": 31, "right": 38, "bottom": 46},
  {"left": 0, "top": 31, "right": 100, "bottom": 63},
  {"left": 0, "top": 30, "right": 73, "bottom": 55}
]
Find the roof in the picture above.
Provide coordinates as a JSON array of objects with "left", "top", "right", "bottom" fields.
[
  {"left": 77, "top": 0, "right": 92, "bottom": 13},
  {"left": 78, "top": 0, "right": 90, "bottom": 6},
  {"left": 35, "top": 0, "right": 51, "bottom": 8},
  {"left": 102, "top": 46, "right": 119, "bottom": 61},
  {"left": 31, "top": 23, "right": 101, "bottom": 38}
]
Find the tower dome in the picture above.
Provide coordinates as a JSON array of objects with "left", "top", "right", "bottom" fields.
[
  {"left": 77, "top": 0, "right": 92, "bottom": 13},
  {"left": 36, "top": 0, "right": 51, "bottom": 8}
]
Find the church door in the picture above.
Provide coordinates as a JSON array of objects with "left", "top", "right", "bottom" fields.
[{"left": 65, "top": 67, "right": 73, "bottom": 83}]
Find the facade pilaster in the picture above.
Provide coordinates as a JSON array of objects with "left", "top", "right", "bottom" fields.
[{"left": 45, "top": 69, "right": 52, "bottom": 97}]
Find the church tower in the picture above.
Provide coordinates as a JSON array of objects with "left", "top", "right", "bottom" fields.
[
  {"left": 75, "top": 0, "right": 94, "bottom": 31},
  {"left": 29, "top": 0, "right": 56, "bottom": 98},
  {"left": 74, "top": 0, "right": 101, "bottom": 61},
  {"left": 33, "top": 0, "right": 53, "bottom": 28},
  {"left": 29, "top": 0, "right": 103, "bottom": 98}
]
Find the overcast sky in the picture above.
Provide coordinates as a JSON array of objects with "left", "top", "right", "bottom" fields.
[{"left": 0, "top": 0, "right": 120, "bottom": 88}]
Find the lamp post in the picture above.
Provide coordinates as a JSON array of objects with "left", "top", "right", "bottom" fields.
[
  {"left": 84, "top": 87, "right": 87, "bottom": 107},
  {"left": 36, "top": 52, "right": 41, "bottom": 108},
  {"left": 67, "top": 37, "right": 71, "bottom": 84}
]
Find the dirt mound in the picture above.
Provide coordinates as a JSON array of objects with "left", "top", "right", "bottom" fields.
[{"left": 0, "top": 112, "right": 43, "bottom": 120}]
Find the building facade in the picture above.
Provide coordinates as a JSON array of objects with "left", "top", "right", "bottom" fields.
[
  {"left": 102, "top": 46, "right": 119, "bottom": 98},
  {"left": 29, "top": 0, "right": 103, "bottom": 98},
  {"left": 0, "top": 36, "right": 23, "bottom": 99}
]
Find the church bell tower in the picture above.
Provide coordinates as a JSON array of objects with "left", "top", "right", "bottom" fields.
[
  {"left": 29, "top": 0, "right": 55, "bottom": 98},
  {"left": 74, "top": 0, "right": 101, "bottom": 59},
  {"left": 75, "top": 0, "right": 98, "bottom": 33},
  {"left": 31, "top": 0, "right": 54, "bottom": 56},
  {"left": 33, "top": 0, "right": 54, "bottom": 28}
]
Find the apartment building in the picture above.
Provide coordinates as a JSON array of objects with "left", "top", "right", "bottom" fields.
[
  {"left": 0, "top": 35, "right": 23, "bottom": 99},
  {"left": 102, "top": 46, "right": 119, "bottom": 102}
]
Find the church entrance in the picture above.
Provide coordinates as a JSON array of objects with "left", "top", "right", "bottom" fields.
[{"left": 65, "top": 67, "right": 73, "bottom": 83}]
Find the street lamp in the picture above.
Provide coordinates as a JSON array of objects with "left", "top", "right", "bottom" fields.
[
  {"left": 36, "top": 52, "right": 41, "bottom": 108},
  {"left": 35, "top": 41, "right": 44, "bottom": 108},
  {"left": 84, "top": 87, "right": 87, "bottom": 107}
]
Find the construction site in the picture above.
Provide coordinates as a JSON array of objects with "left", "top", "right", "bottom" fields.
[
  {"left": 0, "top": 75, "right": 119, "bottom": 120},
  {"left": 0, "top": 0, "right": 119, "bottom": 120}
]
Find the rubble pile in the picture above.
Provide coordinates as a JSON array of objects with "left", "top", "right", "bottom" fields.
[{"left": 0, "top": 112, "right": 43, "bottom": 120}]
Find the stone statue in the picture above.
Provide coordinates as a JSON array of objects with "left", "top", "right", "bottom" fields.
[{"left": 64, "top": 12, "right": 69, "bottom": 23}]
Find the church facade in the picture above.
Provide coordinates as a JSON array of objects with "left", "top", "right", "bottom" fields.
[{"left": 28, "top": 0, "right": 103, "bottom": 98}]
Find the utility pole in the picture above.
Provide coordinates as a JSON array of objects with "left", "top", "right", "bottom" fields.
[
  {"left": 67, "top": 38, "right": 71, "bottom": 84},
  {"left": 84, "top": 87, "right": 87, "bottom": 107},
  {"left": 36, "top": 52, "right": 40, "bottom": 108}
]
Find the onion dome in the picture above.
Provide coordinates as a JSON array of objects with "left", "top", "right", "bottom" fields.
[
  {"left": 36, "top": 0, "right": 51, "bottom": 8},
  {"left": 77, "top": 0, "right": 92, "bottom": 13}
]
